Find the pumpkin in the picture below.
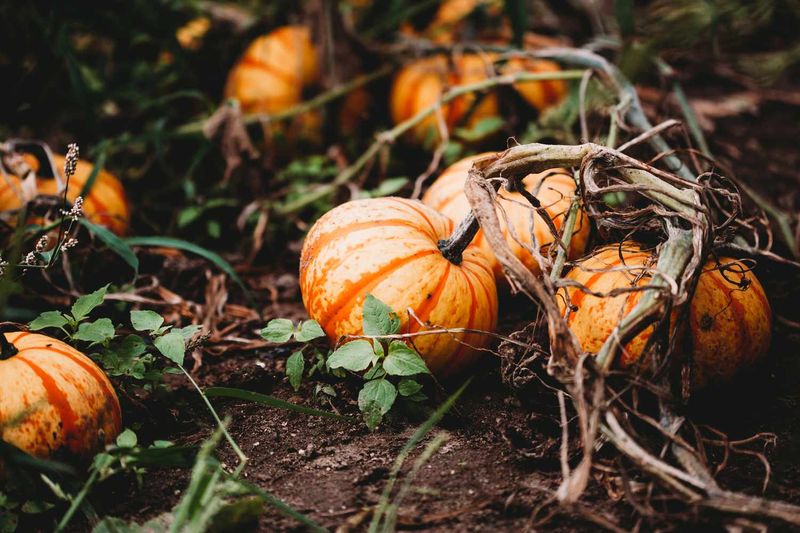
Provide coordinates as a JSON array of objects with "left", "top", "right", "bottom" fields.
[
  {"left": 299, "top": 197, "right": 498, "bottom": 377},
  {"left": 425, "top": 0, "right": 504, "bottom": 44},
  {"left": 422, "top": 153, "right": 590, "bottom": 280},
  {"left": 389, "top": 54, "right": 500, "bottom": 146},
  {"left": 223, "top": 25, "right": 321, "bottom": 142},
  {"left": 503, "top": 57, "right": 568, "bottom": 113},
  {"left": 558, "top": 245, "right": 772, "bottom": 388},
  {"left": 0, "top": 331, "right": 122, "bottom": 459},
  {"left": 688, "top": 258, "right": 771, "bottom": 389},
  {"left": 0, "top": 153, "right": 130, "bottom": 235}
]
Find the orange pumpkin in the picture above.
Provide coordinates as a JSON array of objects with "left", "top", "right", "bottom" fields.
[
  {"left": 425, "top": 0, "right": 504, "bottom": 44},
  {"left": 559, "top": 245, "right": 772, "bottom": 388},
  {"left": 0, "top": 154, "right": 130, "bottom": 235},
  {"left": 688, "top": 258, "right": 772, "bottom": 388},
  {"left": 0, "top": 331, "right": 122, "bottom": 459},
  {"left": 223, "top": 25, "right": 321, "bottom": 142},
  {"left": 299, "top": 197, "right": 498, "bottom": 376},
  {"left": 389, "top": 54, "right": 500, "bottom": 146},
  {"left": 503, "top": 57, "right": 568, "bottom": 113},
  {"left": 422, "top": 153, "right": 590, "bottom": 280}
]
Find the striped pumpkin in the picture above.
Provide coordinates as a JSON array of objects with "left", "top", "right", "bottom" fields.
[
  {"left": 503, "top": 57, "right": 568, "bottom": 112},
  {"left": 0, "top": 154, "right": 130, "bottom": 235},
  {"left": 422, "top": 153, "right": 590, "bottom": 280},
  {"left": 223, "top": 25, "right": 321, "bottom": 142},
  {"left": 389, "top": 54, "right": 500, "bottom": 146},
  {"left": 559, "top": 245, "right": 772, "bottom": 388},
  {"left": 0, "top": 331, "right": 122, "bottom": 459},
  {"left": 425, "top": 0, "right": 504, "bottom": 43},
  {"left": 300, "top": 197, "right": 498, "bottom": 377}
]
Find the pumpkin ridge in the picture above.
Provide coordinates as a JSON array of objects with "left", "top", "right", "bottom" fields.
[
  {"left": 236, "top": 55, "right": 298, "bottom": 87},
  {"left": 27, "top": 344, "right": 122, "bottom": 430},
  {"left": 319, "top": 249, "right": 438, "bottom": 334},
  {"left": 707, "top": 270, "right": 751, "bottom": 357},
  {"left": 462, "top": 262, "right": 495, "bottom": 328},
  {"left": 391, "top": 199, "right": 439, "bottom": 237},
  {"left": 7, "top": 331, "right": 32, "bottom": 344},
  {"left": 305, "top": 218, "right": 428, "bottom": 260},
  {"left": 408, "top": 262, "right": 451, "bottom": 333},
  {"left": 16, "top": 357, "right": 80, "bottom": 454},
  {"left": 445, "top": 267, "right": 480, "bottom": 371}
]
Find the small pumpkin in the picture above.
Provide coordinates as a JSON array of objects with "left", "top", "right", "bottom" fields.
[
  {"left": 559, "top": 245, "right": 772, "bottom": 388},
  {"left": 389, "top": 54, "right": 500, "bottom": 146},
  {"left": 0, "top": 153, "right": 130, "bottom": 235},
  {"left": 503, "top": 57, "right": 568, "bottom": 113},
  {"left": 0, "top": 331, "right": 122, "bottom": 459},
  {"left": 223, "top": 25, "right": 321, "bottom": 142},
  {"left": 425, "top": 0, "right": 505, "bottom": 44},
  {"left": 299, "top": 197, "right": 498, "bottom": 377},
  {"left": 422, "top": 153, "right": 590, "bottom": 280}
]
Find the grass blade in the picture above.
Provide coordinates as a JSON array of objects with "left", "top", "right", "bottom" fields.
[
  {"left": 369, "top": 378, "right": 472, "bottom": 532},
  {"left": 205, "top": 387, "right": 356, "bottom": 422},
  {"left": 80, "top": 219, "right": 139, "bottom": 273},
  {"left": 236, "top": 480, "right": 328, "bottom": 533},
  {"left": 123, "top": 236, "right": 254, "bottom": 305}
]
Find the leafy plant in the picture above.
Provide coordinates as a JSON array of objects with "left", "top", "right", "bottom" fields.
[
  {"left": 261, "top": 294, "right": 431, "bottom": 430},
  {"left": 28, "top": 286, "right": 202, "bottom": 388}
]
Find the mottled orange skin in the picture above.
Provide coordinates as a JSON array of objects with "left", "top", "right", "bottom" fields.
[
  {"left": 422, "top": 153, "right": 590, "bottom": 281},
  {"left": 0, "top": 332, "right": 122, "bottom": 459},
  {"left": 559, "top": 245, "right": 772, "bottom": 388},
  {"left": 0, "top": 154, "right": 130, "bottom": 235},
  {"left": 299, "top": 197, "right": 498, "bottom": 377},
  {"left": 224, "top": 25, "right": 321, "bottom": 142},
  {"left": 558, "top": 245, "right": 661, "bottom": 367},
  {"left": 503, "top": 57, "right": 568, "bottom": 113},
  {"left": 389, "top": 54, "right": 500, "bottom": 146},
  {"left": 688, "top": 258, "right": 772, "bottom": 389}
]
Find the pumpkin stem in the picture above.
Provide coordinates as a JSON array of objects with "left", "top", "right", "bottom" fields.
[
  {"left": 438, "top": 213, "right": 480, "bottom": 265},
  {"left": 0, "top": 323, "right": 27, "bottom": 360}
]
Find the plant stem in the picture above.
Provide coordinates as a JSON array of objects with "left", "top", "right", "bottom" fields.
[
  {"left": 174, "top": 66, "right": 393, "bottom": 137},
  {"left": 177, "top": 365, "right": 248, "bottom": 472},
  {"left": 276, "top": 69, "right": 587, "bottom": 215},
  {"left": 549, "top": 197, "right": 580, "bottom": 282},
  {"left": 437, "top": 204, "right": 481, "bottom": 265}
]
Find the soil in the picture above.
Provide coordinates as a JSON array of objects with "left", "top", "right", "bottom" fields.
[{"left": 14, "top": 35, "right": 800, "bottom": 533}]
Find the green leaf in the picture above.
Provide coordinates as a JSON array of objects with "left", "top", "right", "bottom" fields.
[
  {"left": 358, "top": 379, "right": 397, "bottom": 416},
  {"left": 361, "top": 401, "right": 383, "bottom": 432},
  {"left": 327, "top": 340, "right": 375, "bottom": 372},
  {"left": 80, "top": 220, "right": 139, "bottom": 274},
  {"left": 123, "top": 237, "right": 254, "bottom": 307},
  {"left": 454, "top": 116, "right": 505, "bottom": 142},
  {"left": 116, "top": 428, "right": 138, "bottom": 448},
  {"left": 398, "top": 379, "right": 423, "bottom": 397},
  {"left": 362, "top": 294, "right": 400, "bottom": 336},
  {"left": 174, "top": 325, "right": 203, "bottom": 341},
  {"left": 71, "top": 285, "right": 109, "bottom": 322},
  {"left": 205, "top": 387, "right": 353, "bottom": 421},
  {"left": 294, "top": 320, "right": 325, "bottom": 342},
  {"left": 29, "top": 311, "right": 68, "bottom": 331},
  {"left": 383, "top": 341, "right": 430, "bottom": 376},
  {"left": 261, "top": 319, "right": 294, "bottom": 343},
  {"left": 286, "top": 351, "right": 304, "bottom": 391},
  {"left": 154, "top": 331, "right": 186, "bottom": 366},
  {"left": 130, "top": 310, "right": 164, "bottom": 332},
  {"left": 73, "top": 318, "right": 115, "bottom": 344},
  {"left": 363, "top": 177, "right": 409, "bottom": 198},
  {"left": 363, "top": 364, "right": 386, "bottom": 380}
]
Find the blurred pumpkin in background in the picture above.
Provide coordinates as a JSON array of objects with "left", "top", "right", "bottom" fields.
[
  {"left": 390, "top": 54, "right": 500, "bottom": 146},
  {"left": 0, "top": 153, "right": 130, "bottom": 235},
  {"left": 224, "top": 25, "right": 323, "bottom": 143},
  {"left": 423, "top": 153, "right": 590, "bottom": 280},
  {"left": 503, "top": 57, "right": 568, "bottom": 113}
]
